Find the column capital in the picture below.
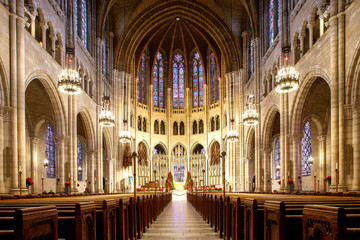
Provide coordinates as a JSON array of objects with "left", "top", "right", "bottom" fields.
[
  {"left": 298, "top": 32, "right": 305, "bottom": 39},
  {"left": 49, "top": 32, "right": 57, "bottom": 41},
  {"left": 31, "top": 137, "right": 40, "bottom": 144},
  {"left": 262, "top": 147, "right": 272, "bottom": 154},
  {"left": 54, "top": 135, "right": 66, "bottom": 144},
  {"left": 292, "top": 132, "right": 303, "bottom": 143},
  {"left": 87, "top": 150, "right": 97, "bottom": 156},
  {"left": 39, "top": 21, "right": 48, "bottom": 30},
  {"left": 241, "top": 31, "right": 248, "bottom": 38},
  {"left": 317, "top": 135, "right": 327, "bottom": 142},
  {"left": 352, "top": 101, "right": 360, "bottom": 114},
  {"left": 307, "top": 21, "right": 314, "bottom": 29}
]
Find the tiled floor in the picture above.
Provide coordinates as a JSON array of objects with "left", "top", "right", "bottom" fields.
[{"left": 141, "top": 191, "right": 220, "bottom": 239}]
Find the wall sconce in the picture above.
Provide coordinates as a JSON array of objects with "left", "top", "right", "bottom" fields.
[{"left": 44, "top": 159, "right": 49, "bottom": 168}]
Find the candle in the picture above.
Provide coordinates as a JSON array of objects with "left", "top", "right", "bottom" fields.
[
  {"left": 68, "top": 173, "right": 71, "bottom": 178},
  {"left": 288, "top": 171, "right": 290, "bottom": 176},
  {"left": 42, "top": 174, "right": 44, "bottom": 179},
  {"left": 336, "top": 162, "right": 338, "bottom": 170},
  {"left": 19, "top": 165, "right": 22, "bottom": 172}
]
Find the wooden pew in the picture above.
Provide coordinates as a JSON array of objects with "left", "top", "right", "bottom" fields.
[
  {"left": 303, "top": 205, "right": 360, "bottom": 240},
  {"left": 0, "top": 205, "right": 58, "bottom": 240}
]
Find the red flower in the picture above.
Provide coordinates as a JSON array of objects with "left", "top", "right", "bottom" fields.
[
  {"left": 287, "top": 179, "right": 294, "bottom": 184},
  {"left": 277, "top": 180, "right": 281, "bottom": 185},
  {"left": 26, "top": 177, "right": 34, "bottom": 186},
  {"left": 65, "top": 182, "right": 70, "bottom": 187},
  {"left": 77, "top": 183, "right": 79, "bottom": 187}
]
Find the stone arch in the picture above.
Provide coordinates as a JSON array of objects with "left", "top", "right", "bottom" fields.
[
  {"left": 76, "top": 107, "right": 96, "bottom": 151},
  {"left": 262, "top": 105, "right": 281, "bottom": 148},
  {"left": 290, "top": 68, "right": 331, "bottom": 135},
  {"left": 190, "top": 142, "right": 205, "bottom": 154},
  {"left": 209, "top": 140, "right": 220, "bottom": 165},
  {"left": 0, "top": 56, "right": 9, "bottom": 106},
  {"left": 137, "top": 141, "right": 149, "bottom": 166},
  {"left": 102, "top": 127, "right": 113, "bottom": 160},
  {"left": 25, "top": 72, "right": 66, "bottom": 136},
  {"left": 114, "top": 0, "right": 241, "bottom": 73},
  {"left": 153, "top": 142, "right": 168, "bottom": 155},
  {"left": 347, "top": 40, "right": 360, "bottom": 104}
]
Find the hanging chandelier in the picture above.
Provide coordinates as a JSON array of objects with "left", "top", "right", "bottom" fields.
[
  {"left": 58, "top": 56, "right": 82, "bottom": 95},
  {"left": 243, "top": 94, "right": 259, "bottom": 125},
  {"left": 119, "top": 120, "right": 131, "bottom": 143},
  {"left": 99, "top": 95, "right": 115, "bottom": 127},
  {"left": 227, "top": 119, "right": 239, "bottom": 142},
  {"left": 275, "top": 50, "right": 300, "bottom": 93}
]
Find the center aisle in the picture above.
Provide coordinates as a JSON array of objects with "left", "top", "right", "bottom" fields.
[{"left": 141, "top": 190, "right": 220, "bottom": 239}]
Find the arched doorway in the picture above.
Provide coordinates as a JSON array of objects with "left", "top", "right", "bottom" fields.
[
  {"left": 138, "top": 142, "right": 150, "bottom": 186},
  {"left": 152, "top": 144, "right": 167, "bottom": 188},
  {"left": 190, "top": 144, "right": 205, "bottom": 187},
  {"left": 171, "top": 143, "right": 186, "bottom": 182}
]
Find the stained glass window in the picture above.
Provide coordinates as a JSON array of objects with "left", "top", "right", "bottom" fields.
[
  {"left": 172, "top": 53, "right": 184, "bottom": 108},
  {"left": 77, "top": 138, "right": 83, "bottom": 181},
  {"left": 81, "top": 0, "right": 88, "bottom": 47},
  {"left": 103, "top": 38, "right": 108, "bottom": 79},
  {"left": 269, "top": 0, "right": 274, "bottom": 45},
  {"left": 302, "top": 121, "right": 312, "bottom": 176},
  {"left": 192, "top": 52, "right": 204, "bottom": 107},
  {"left": 274, "top": 137, "right": 280, "bottom": 180},
  {"left": 249, "top": 38, "right": 254, "bottom": 75},
  {"left": 180, "top": 163, "right": 185, "bottom": 181},
  {"left": 45, "top": 124, "right": 56, "bottom": 178},
  {"left": 277, "top": 0, "right": 280, "bottom": 35},
  {"left": 210, "top": 53, "right": 219, "bottom": 102},
  {"left": 153, "top": 52, "right": 164, "bottom": 107},
  {"left": 137, "top": 54, "right": 146, "bottom": 103},
  {"left": 174, "top": 163, "right": 178, "bottom": 181}
]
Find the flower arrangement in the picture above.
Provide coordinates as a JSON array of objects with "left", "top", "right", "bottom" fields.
[
  {"left": 287, "top": 179, "right": 294, "bottom": 185},
  {"left": 324, "top": 176, "right": 331, "bottom": 183},
  {"left": 137, "top": 187, "right": 165, "bottom": 192},
  {"left": 277, "top": 180, "right": 281, "bottom": 185},
  {"left": 26, "top": 177, "right": 34, "bottom": 187},
  {"left": 65, "top": 182, "right": 70, "bottom": 187},
  {"left": 77, "top": 183, "right": 80, "bottom": 187}
]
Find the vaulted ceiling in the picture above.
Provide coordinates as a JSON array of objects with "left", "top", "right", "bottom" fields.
[{"left": 97, "top": 0, "right": 259, "bottom": 74}]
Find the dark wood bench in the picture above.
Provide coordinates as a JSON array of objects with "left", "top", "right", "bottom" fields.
[{"left": 0, "top": 205, "right": 58, "bottom": 240}]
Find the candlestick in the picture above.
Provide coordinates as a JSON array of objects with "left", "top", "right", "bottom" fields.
[
  {"left": 42, "top": 174, "right": 44, "bottom": 179},
  {"left": 19, "top": 165, "right": 22, "bottom": 172},
  {"left": 336, "top": 162, "right": 338, "bottom": 170}
]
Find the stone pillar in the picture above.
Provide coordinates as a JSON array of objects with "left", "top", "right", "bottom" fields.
[
  {"left": 49, "top": 32, "right": 57, "bottom": 58},
  {"left": 352, "top": 103, "right": 360, "bottom": 191},
  {"left": 29, "top": 10, "right": 36, "bottom": 38},
  {"left": 9, "top": 0, "right": 19, "bottom": 192},
  {"left": 30, "top": 137, "right": 39, "bottom": 193},
  {"left": 54, "top": 135, "right": 65, "bottom": 193},
  {"left": 40, "top": 21, "right": 47, "bottom": 48},
  {"left": 17, "top": 0, "right": 26, "bottom": 192},
  {"left": 87, "top": 150, "right": 96, "bottom": 193},
  {"left": 337, "top": 0, "right": 346, "bottom": 189},
  {"left": 317, "top": 135, "right": 326, "bottom": 192},
  {"left": 330, "top": 0, "right": 339, "bottom": 191},
  {"left": 0, "top": 106, "right": 4, "bottom": 193},
  {"left": 263, "top": 147, "right": 272, "bottom": 192},
  {"left": 307, "top": 22, "right": 314, "bottom": 48},
  {"left": 292, "top": 133, "right": 302, "bottom": 192},
  {"left": 299, "top": 33, "right": 305, "bottom": 58},
  {"left": 241, "top": 31, "right": 248, "bottom": 80}
]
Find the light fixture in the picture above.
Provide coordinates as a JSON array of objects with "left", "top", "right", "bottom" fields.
[
  {"left": 44, "top": 159, "right": 49, "bottom": 168},
  {"left": 99, "top": 95, "right": 115, "bottom": 127},
  {"left": 58, "top": 69, "right": 82, "bottom": 95},
  {"left": 309, "top": 156, "right": 314, "bottom": 166},
  {"left": 243, "top": 94, "right": 259, "bottom": 125},
  {"left": 227, "top": 119, "right": 239, "bottom": 142},
  {"left": 78, "top": 166, "right": 82, "bottom": 174},
  {"left": 275, "top": 47, "right": 300, "bottom": 93}
]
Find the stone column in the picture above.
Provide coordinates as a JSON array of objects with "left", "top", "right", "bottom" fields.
[
  {"left": 292, "top": 133, "right": 302, "bottom": 192},
  {"left": 0, "top": 106, "right": 4, "bottom": 193},
  {"left": 40, "top": 21, "right": 47, "bottom": 48},
  {"left": 307, "top": 22, "right": 314, "bottom": 48},
  {"left": 29, "top": 10, "right": 37, "bottom": 38},
  {"left": 263, "top": 147, "right": 272, "bottom": 192},
  {"left": 352, "top": 103, "right": 360, "bottom": 190},
  {"left": 317, "top": 135, "right": 326, "bottom": 192},
  {"left": 330, "top": 0, "right": 339, "bottom": 191},
  {"left": 54, "top": 135, "right": 65, "bottom": 193},
  {"left": 299, "top": 33, "right": 305, "bottom": 58},
  {"left": 17, "top": 0, "right": 26, "bottom": 192},
  {"left": 49, "top": 32, "right": 57, "bottom": 58},
  {"left": 30, "top": 137, "right": 39, "bottom": 193}
]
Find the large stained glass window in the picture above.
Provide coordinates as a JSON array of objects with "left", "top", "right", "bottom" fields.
[
  {"left": 137, "top": 54, "right": 146, "bottom": 103},
  {"left": 193, "top": 52, "right": 204, "bottom": 107},
  {"left": 77, "top": 0, "right": 88, "bottom": 47},
  {"left": 45, "top": 124, "right": 56, "bottom": 178},
  {"left": 302, "top": 121, "right": 312, "bottom": 176},
  {"left": 153, "top": 52, "right": 165, "bottom": 107},
  {"left": 249, "top": 38, "right": 254, "bottom": 75},
  {"left": 77, "top": 138, "right": 83, "bottom": 181},
  {"left": 172, "top": 53, "right": 185, "bottom": 108},
  {"left": 180, "top": 163, "right": 185, "bottom": 181},
  {"left": 210, "top": 53, "right": 219, "bottom": 102},
  {"left": 269, "top": 0, "right": 274, "bottom": 45},
  {"left": 274, "top": 137, "right": 280, "bottom": 180},
  {"left": 103, "top": 38, "right": 108, "bottom": 79},
  {"left": 174, "top": 163, "right": 178, "bottom": 181}
]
